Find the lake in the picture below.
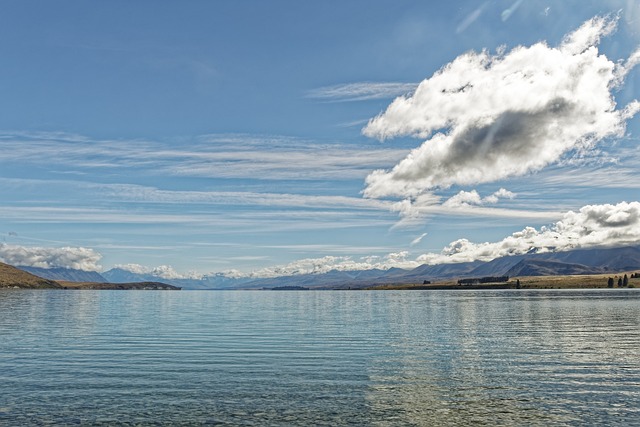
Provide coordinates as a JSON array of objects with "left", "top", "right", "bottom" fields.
[{"left": 1, "top": 289, "right": 639, "bottom": 425}]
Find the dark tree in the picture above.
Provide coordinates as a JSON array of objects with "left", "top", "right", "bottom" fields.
[
  {"left": 618, "top": 277, "right": 623, "bottom": 287},
  {"left": 608, "top": 277, "right": 614, "bottom": 288},
  {"left": 623, "top": 274, "right": 629, "bottom": 287}
]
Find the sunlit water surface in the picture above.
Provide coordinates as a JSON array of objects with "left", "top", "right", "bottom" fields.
[{"left": 1, "top": 289, "right": 639, "bottom": 426}]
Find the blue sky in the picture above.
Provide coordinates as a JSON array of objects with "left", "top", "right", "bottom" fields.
[{"left": 1, "top": 1, "right": 640, "bottom": 278}]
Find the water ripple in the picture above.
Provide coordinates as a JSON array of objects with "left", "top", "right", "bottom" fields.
[{"left": 0, "top": 289, "right": 639, "bottom": 425}]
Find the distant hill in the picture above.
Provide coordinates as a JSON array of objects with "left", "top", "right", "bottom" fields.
[
  {"left": 388, "top": 261, "right": 484, "bottom": 284},
  {"left": 100, "top": 268, "right": 151, "bottom": 283},
  {"left": 538, "top": 246, "right": 640, "bottom": 272},
  {"left": 505, "top": 259, "right": 602, "bottom": 277},
  {"left": 18, "top": 266, "right": 107, "bottom": 283},
  {"left": 101, "top": 268, "right": 242, "bottom": 290},
  {"left": 470, "top": 246, "right": 640, "bottom": 277},
  {"left": 0, "top": 262, "right": 61, "bottom": 289}
]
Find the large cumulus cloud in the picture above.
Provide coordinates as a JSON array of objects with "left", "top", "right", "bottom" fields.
[
  {"left": 0, "top": 243, "right": 102, "bottom": 271},
  {"left": 363, "top": 15, "right": 640, "bottom": 199}
]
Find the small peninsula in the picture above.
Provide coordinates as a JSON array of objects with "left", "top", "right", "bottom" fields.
[
  {"left": 0, "top": 262, "right": 179, "bottom": 290},
  {"left": 0, "top": 262, "right": 62, "bottom": 289}
]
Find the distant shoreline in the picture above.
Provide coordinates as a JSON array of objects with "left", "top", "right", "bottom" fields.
[{"left": 57, "top": 281, "right": 181, "bottom": 290}]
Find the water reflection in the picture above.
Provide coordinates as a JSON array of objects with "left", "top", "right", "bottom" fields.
[{"left": 362, "top": 290, "right": 640, "bottom": 425}]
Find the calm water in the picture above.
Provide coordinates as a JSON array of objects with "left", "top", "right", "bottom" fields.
[{"left": 1, "top": 289, "right": 639, "bottom": 426}]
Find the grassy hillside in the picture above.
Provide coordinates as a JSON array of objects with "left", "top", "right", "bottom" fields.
[
  {"left": 0, "top": 262, "right": 62, "bottom": 289},
  {"left": 0, "top": 262, "right": 179, "bottom": 290}
]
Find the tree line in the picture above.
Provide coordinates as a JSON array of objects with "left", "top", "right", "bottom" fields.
[{"left": 607, "top": 274, "right": 633, "bottom": 288}]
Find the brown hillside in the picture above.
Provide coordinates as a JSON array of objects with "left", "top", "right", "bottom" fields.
[{"left": 0, "top": 262, "right": 62, "bottom": 289}]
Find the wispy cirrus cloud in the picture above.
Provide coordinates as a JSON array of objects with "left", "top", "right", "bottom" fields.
[
  {"left": 536, "top": 166, "right": 640, "bottom": 189},
  {"left": 98, "top": 183, "right": 392, "bottom": 210},
  {"left": 0, "top": 132, "right": 408, "bottom": 181},
  {"left": 307, "top": 82, "right": 417, "bottom": 102},
  {"left": 0, "top": 205, "right": 394, "bottom": 233},
  {"left": 2, "top": 178, "right": 552, "bottom": 227},
  {"left": 456, "top": 2, "right": 488, "bottom": 34},
  {"left": 410, "top": 233, "right": 428, "bottom": 246},
  {"left": 0, "top": 178, "right": 393, "bottom": 212}
]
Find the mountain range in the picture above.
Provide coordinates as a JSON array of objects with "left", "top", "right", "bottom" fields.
[
  {"left": 15, "top": 245, "right": 640, "bottom": 290},
  {"left": 17, "top": 266, "right": 107, "bottom": 283}
]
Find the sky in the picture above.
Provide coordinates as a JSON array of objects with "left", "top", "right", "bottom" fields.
[{"left": 1, "top": 0, "right": 640, "bottom": 279}]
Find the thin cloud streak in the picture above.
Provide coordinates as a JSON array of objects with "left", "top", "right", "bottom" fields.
[
  {"left": 0, "top": 132, "right": 409, "bottom": 181},
  {"left": 307, "top": 82, "right": 418, "bottom": 102},
  {"left": 1, "top": 178, "right": 556, "bottom": 224},
  {"left": 0, "top": 206, "right": 396, "bottom": 234},
  {"left": 501, "top": 0, "right": 524, "bottom": 22},
  {"left": 456, "top": 2, "right": 488, "bottom": 34},
  {"left": 410, "top": 233, "right": 428, "bottom": 246}
]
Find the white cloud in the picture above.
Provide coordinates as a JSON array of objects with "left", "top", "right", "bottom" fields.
[
  {"left": 410, "top": 232, "right": 428, "bottom": 246},
  {"left": 417, "top": 201, "right": 640, "bottom": 265},
  {"left": 442, "top": 190, "right": 483, "bottom": 208},
  {"left": 456, "top": 3, "right": 487, "bottom": 34},
  {"left": 482, "top": 188, "right": 516, "bottom": 204},
  {"left": 501, "top": 0, "right": 524, "bottom": 22},
  {"left": 307, "top": 82, "right": 418, "bottom": 102},
  {"left": 231, "top": 251, "right": 421, "bottom": 279},
  {"left": 115, "top": 263, "right": 203, "bottom": 280},
  {"left": 443, "top": 188, "right": 516, "bottom": 207},
  {"left": 362, "top": 15, "right": 640, "bottom": 200},
  {"left": 0, "top": 243, "right": 102, "bottom": 271},
  {"left": 390, "top": 188, "right": 529, "bottom": 227}
]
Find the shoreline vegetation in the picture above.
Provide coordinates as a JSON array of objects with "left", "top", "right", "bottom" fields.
[{"left": 366, "top": 272, "right": 639, "bottom": 290}]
